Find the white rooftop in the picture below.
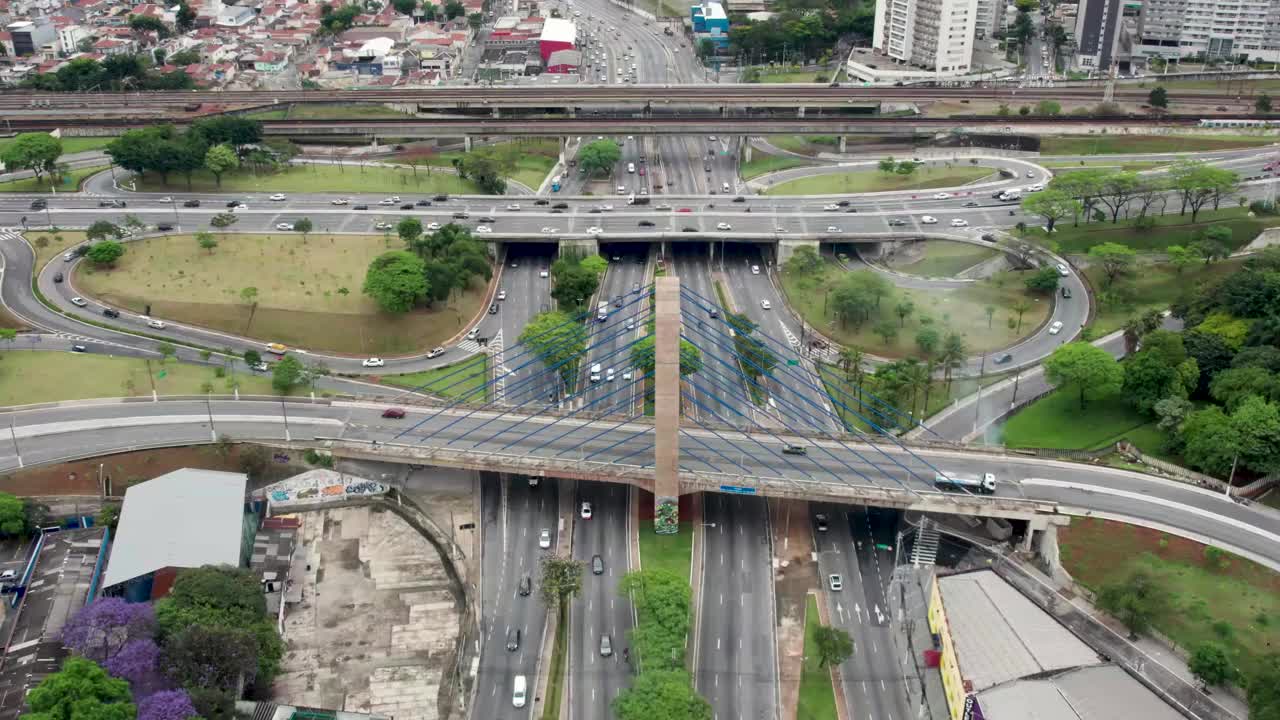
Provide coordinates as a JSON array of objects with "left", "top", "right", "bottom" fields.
[
  {"left": 938, "top": 570, "right": 1101, "bottom": 693},
  {"left": 102, "top": 468, "right": 247, "bottom": 589},
  {"left": 978, "top": 665, "right": 1184, "bottom": 720},
  {"left": 540, "top": 17, "right": 576, "bottom": 44},
  {"left": 701, "top": 2, "right": 727, "bottom": 20}
]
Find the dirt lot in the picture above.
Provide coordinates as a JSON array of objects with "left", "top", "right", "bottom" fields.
[{"left": 272, "top": 505, "right": 462, "bottom": 720}]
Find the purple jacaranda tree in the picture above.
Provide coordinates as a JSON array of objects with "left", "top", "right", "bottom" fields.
[
  {"left": 137, "top": 688, "right": 198, "bottom": 720},
  {"left": 105, "top": 638, "right": 163, "bottom": 695},
  {"left": 60, "top": 597, "right": 156, "bottom": 664}
]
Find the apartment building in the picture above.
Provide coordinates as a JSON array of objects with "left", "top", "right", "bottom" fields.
[
  {"left": 872, "top": 0, "right": 979, "bottom": 73},
  {"left": 1137, "top": 0, "right": 1280, "bottom": 62}
]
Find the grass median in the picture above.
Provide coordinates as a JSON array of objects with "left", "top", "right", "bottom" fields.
[
  {"left": 740, "top": 151, "right": 812, "bottom": 180},
  {"left": 1039, "top": 134, "right": 1277, "bottom": 155},
  {"left": 384, "top": 354, "right": 489, "bottom": 402},
  {"left": 763, "top": 166, "right": 992, "bottom": 195},
  {"left": 0, "top": 136, "right": 113, "bottom": 156},
  {"left": 132, "top": 163, "right": 481, "bottom": 195},
  {"left": 798, "top": 595, "right": 839, "bottom": 720},
  {"left": 73, "top": 232, "right": 487, "bottom": 355},
  {"left": 0, "top": 351, "right": 281, "bottom": 406},
  {"left": 638, "top": 520, "right": 694, "bottom": 582},
  {"left": 0, "top": 165, "right": 108, "bottom": 193},
  {"left": 882, "top": 242, "right": 998, "bottom": 278},
  {"left": 541, "top": 609, "right": 569, "bottom": 720}
]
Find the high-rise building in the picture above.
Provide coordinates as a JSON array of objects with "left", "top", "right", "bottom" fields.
[
  {"left": 5, "top": 20, "right": 55, "bottom": 57},
  {"left": 1074, "top": 0, "right": 1126, "bottom": 70},
  {"left": 1137, "top": 0, "right": 1280, "bottom": 62},
  {"left": 872, "top": 0, "right": 979, "bottom": 74}
]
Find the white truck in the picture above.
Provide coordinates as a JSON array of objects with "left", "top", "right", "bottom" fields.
[
  {"left": 596, "top": 301, "right": 609, "bottom": 322},
  {"left": 934, "top": 471, "right": 997, "bottom": 494},
  {"left": 998, "top": 189, "right": 1021, "bottom": 202}
]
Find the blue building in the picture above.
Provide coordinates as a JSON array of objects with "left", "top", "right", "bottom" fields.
[{"left": 691, "top": 1, "right": 730, "bottom": 49}]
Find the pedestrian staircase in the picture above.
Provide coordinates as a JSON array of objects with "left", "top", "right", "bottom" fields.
[{"left": 910, "top": 519, "right": 940, "bottom": 567}]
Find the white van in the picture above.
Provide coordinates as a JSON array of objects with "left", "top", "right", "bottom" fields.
[
  {"left": 590, "top": 363, "right": 602, "bottom": 382},
  {"left": 627, "top": 162, "right": 636, "bottom": 173},
  {"left": 512, "top": 675, "right": 527, "bottom": 708},
  {"left": 721, "top": 181, "right": 730, "bottom": 192}
]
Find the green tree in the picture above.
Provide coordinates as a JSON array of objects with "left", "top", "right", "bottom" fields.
[
  {"left": 1170, "top": 160, "right": 1239, "bottom": 222},
  {"left": 1232, "top": 394, "right": 1280, "bottom": 475},
  {"left": 631, "top": 337, "right": 703, "bottom": 377},
  {"left": 0, "top": 132, "right": 62, "bottom": 183},
  {"left": 784, "top": 245, "right": 823, "bottom": 276},
  {"left": 1022, "top": 189, "right": 1081, "bottom": 233},
  {"left": 1123, "top": 349, "right": 1190, "bottom": 415},
  {"left": 1024, "top": 266, "right": 1060, "bottom": 295},
  {"left": 165, "top": 624, "right": 260, "bottom": 693},
  {"left": 85, "top": 241, "right": 125, "bottom": 267},
  {"left": 0, "top": 492, "right": 26, "bottom": 536},
  {"left": 939, "top": 332, "right": 968, "bottom": 388},
  {"left": 156, "top": 342, "right": 176, "bottom": 362},
  {"left": 894, "top": 299, "right": 914, "bottom": 327},
  {"left": 203, "top": 144, "right": 238, "bottom": 187},
  {"left": 1257, "top": 93, "right": 1273, "bottom": 113},
  {"left": 293, "top": 217, "right": 313, "bottom": 241},
  {"left": 1088, "top": 242, "right": 1137, "bottom": 288},
  {"left": 877, "top": 156, "right": 897, "bottom": 174},
  {"left": 618, "top": 569, "right": 691, "bottom": 669},
  {"left": 1096, "top": 570, "right": 1167, "bottom": 638},
  {"left": 394, "top": 215, "right": 421, "bottom": 247},
  {"left": 209, "top": 212, "right": 237, "bottom": 230},
  {"left": 86, "top": 220, "right": 125, "bottom": 243},
  {"left": 1011, "top": 299, "right": 1032, "bottom": 332},
  {"left": 697, "top": 38, "right": 716, "bottom": 60},
  {"left": 362, "top": 251, "right": 428, "bottom": 313},
  {"left": 1166, "top": 245, "right": 1196, "bottom": 274},
  {"left": 95, "top": 503, "right": 121, "bottom": 532},
  {"left": 520, "top": 311, "right": 587, "bottom": 387},
  {"left": 550, "top": 257, "right": 600, "bottom": 311},
  {"left": 915, "top": 326, "right": 940, "bottom": 357},
  {"left": 391, "top": 0, "right": 416, "bottom": 11},
  {"left": 612, "top": 669, "right": 710, "bottom": 720},
  {"left": 1034, "top": 99, "right": 1062, "bottom": 116},
  {"left": 128, "top": 14, "right": 171, "bottom": 38},
  {"left": 1188, "top": 643, "right": 1233, "bottom": 688},
  {"left": 239, "top": 286, "right": 258, "bottom": 308},
  {"left": 1195, "top": 225, "right": 1233, "bottom": 265},
  {"left": 1148, "top": 85, "right": 1168, "bottom": 108},
  {"left": 577, "top": 139, "right": 623, "bottom": 176},
  {"left": 1247, "top": 654, "right": 1280, "bottom": 720},
  {"left": 814, "top": 624, "right": 855, "bottom": 667},
  {"left": 539, "top": 554, "right": 583, "bottom": 627},
  {"left": 895, "top": 160, "right": 917, "bottom": 176},
  {"left": 580, "top": 254, "right": 609, "bottom": 276},
  {"left": 1044, "top": 342, "right": 1123, "bottom": 409},
  {"left": 196, "top": 231, "right": 218, "bottom": 254},
  {"left": 21, "top": 656, "right": 134, "bottom": 720},
  {"left": 1210, "top": 367, "right": 1279, "bottom": 410},
  {"left": 872, "top": 319, "right": 899, "bottom": 346},
  {"left": 271, "top": 355, "right": 305, "bottom": 393},
  {"left": 243, "top": 349, "right": 262, "bottom": 366},
  {"left": 727, "top": 312, "right": 777, "bottom": 378}
]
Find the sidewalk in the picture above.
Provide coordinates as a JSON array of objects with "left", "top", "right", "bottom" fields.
[{"left": 769, "top": 498, "right": 818, "bottom": 720}]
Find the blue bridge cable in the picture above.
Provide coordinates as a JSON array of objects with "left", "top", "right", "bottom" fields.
[
  {"left": 680, "top": 285, "right": 934, "bottom": 436},
  {"left": 678, "top": 315, "right": 941, "bottom": 497},
  {"left": 680, "top": 371, "right": 900, "bottom": 490},
  {"left": 494, "top": 368, "right": 657, "bottom": 454},
  {"left": 392, "top": 304, "right": 601, "bottom": 439},
  {"left": 402, "top": 296, "right": 652, "bottom": 444},
  {"left": 522, "top": 366, "right": 660, "bottom": 456},
  {"left": 676, "top": 383, "right": 820, "bottom": 483},
  {"left": 611, "top": 435, "right": 657, "bottom": 468},
  {"left": 575, "top": 420, "right": 657, "bottom": 466}
]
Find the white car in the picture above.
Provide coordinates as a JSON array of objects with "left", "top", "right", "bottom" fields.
[
  {"left": 751, "top": 265, "right": 760, "bottom": 275},
  {"left": 539, "top": 269, "right": 549, "bottom": 278},
  {"left": 375, "top": 222, "right": 392, "bottom": 230},
  {"left": 826, "top": 226, "right": 843, "bottom": 233},
  {"left": 378, "top": 198, "right": 396, "bottom": 205},
  {"left": 362, "top": 357, "right": 385, "bottom": 368},
  {"left": 70, "top": 296, "right": 88, "bottom": 307},
  {"left": 276, "top": 222, "right": 294, "bottom": 231},
  {"left": 774, "top": 227, "right": 788, "bottom": 233},
  {"left": 716, "top": 222, "right": 732, "bottom": 230},
  {"left": 586, "top": 226, "right": 604, "bottom": 234},
  {"left": 269, "top": 193, "right": 287, "bottom": 201},
  {"left": 1056, "top": 263, "right": 1070, "bottom": 277},
  {"left": 427, "top": 222, "right": 442, "bottom": 231},
  {"left": 761, "top": 299, "right": 772, "bottom": 310},
  {"left": 581, "top": 501, "right": 593, "bottom": 519},
  {"left": 477, "top": 226, "right": 493, "bottom": 234},
  {"left": 933, "top": 192, "right": 952, "bottom": 200},
  {"left": 601, "top": 204, "right": 613, "bottom": 211},
  {"left": 331, "top": 198, "right": 349, "bottom": 205},
  {"left": 232, "top": 203, "right": 247, "bottom": 211},
  {"left": 829, "top": 574, "right": 843, "bottom": 591},
  {"left": 950, "top": 218, "right": 969, "bottom": 227},
  {"left": 539, "top": 529, "right": 552, "bottom": 549},
  {"left": 147, "top": 319, "right": 166, "bottom": 329},
  {"left": 158, "top": 196, "right": 172, "bottom": 202},
  {"left": 823, "top": 204, "right": 840, "bottom": 211},
  {"left": 541, "top": 227, "right": 558, "bottom": 234},
  {"left": 1048, "top": 321, "right": 1064, "bottom": 335},
  {"left": 1027, "top": 184, "right": 1044, "bottom": 192},
  {"left": 426, "top": 347, "right": 445, "bottom": 359},
  {"left": 921, "top": 216, "right": 938, "bottom": 224},
  {"left": 506, "top": 203, "right": 521, "bottom": 211},
  {"left": 622, "top": 370, "right": 633, "bottom": 381},
  {"left": 497, "top": 289, "right": 507, "bottom": 300}
]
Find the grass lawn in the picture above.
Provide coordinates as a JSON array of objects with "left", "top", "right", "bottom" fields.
[
  {"left": 638, "top": 520, "right": 694, "bottom": 582},
  {"left": 798, "top": 595, "right": 839, "bottom": 720},
  {"left": 1145, "top": 78, "right": 1280, "bottom": 92},
  {"left": 757, "top": 70, "right": 833, "bottom": 83},
  {"left": 1029, "top": 208, "right": 1275, "bottom": 254},
  {"left": 886, "top": 241, "right": 998, "bottom": 278},
  {"left": 23, "top": 230, "right": 88, "bottom": 275},
  {"left": 1086, "top": 256, "right": 1245, "bottom": 336},
  {"left": 781, "top": 258, "right": 1051, "bottom": 357},
  {"left": 768, "top": 136, "right": 845, "bottom": 156},
  {"left": 0, "top": 351, "right": 281, "bottom": 406},
  {"left": 384, "top": 354, "right": 488, "bottom": 402},
  {"left": 763, "top": 167, "right": 992, "bottom": 195},
  {"left": 1039, "top": 134, "right": 1277, "bottom": 155},
  {"left": 1059, "top": 518, "right": 1280, "bottom": 683},
  {"left": 740, "top": 151, "right": 812, "bottom": 180},
  {"left": 0, "top": 136, "right": 114, "bottom": 156},
  {"left": 0, "top": 165, "right": 107, "bottom": 193},
  {"left": 400, "top": 138, "right": 560, "bottom": 189},
  {"left": 998, "top": 389, "right": 1158, "bottom": 450},
  {"left": 132, "top": 163, "right": 482, "bottom": 195},
  {"left": 1042, "top": 160, "right": 1168, "bottom": 173},
  {"left": 73, "top": 233, "right": 487, "bottom": 355},
  {"left": 820, "top": 363, "right": 1007, "bottom": 433},
  {"left": 541, "top": 609, "right": 568, "bottom": 720}
]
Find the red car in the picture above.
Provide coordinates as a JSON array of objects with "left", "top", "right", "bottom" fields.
[
  {"left": 677, "top": 208, "right": 692, "bottom": 213},
  {"left": 638, "top": 167, "right": 646, "bottom": 176},
  {"left": 381, "top": 408, "right": 406, "bottom": 419}
]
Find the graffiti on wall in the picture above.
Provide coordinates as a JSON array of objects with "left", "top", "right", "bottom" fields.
[
  {"left": 655, "top": 496, "right": 678, "bottom": 535},
  {"left": 261, "top": 471, "right": 388, "bottom": 507}
]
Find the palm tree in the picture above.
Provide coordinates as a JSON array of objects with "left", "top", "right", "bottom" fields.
[
  {"left": 939, "top": 333, "right": 968, "bottom": 389},
  {"left": 839, "top": 347, "right": 866, "bottom": 408},
  {"left": 922, "top": 358, "right": 939, "bottom": 414},
  {"left": 902, "top": 359, "right": 931, "bottom": 420},
  {"left": 1011, "top": 299, "right": 1032, "bottom": 333}
]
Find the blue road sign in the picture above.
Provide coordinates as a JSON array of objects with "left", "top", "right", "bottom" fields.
[{"left": 719, "top": 485, "right": 757, "bottom": 495}]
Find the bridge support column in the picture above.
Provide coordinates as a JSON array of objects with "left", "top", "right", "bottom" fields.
[
  {"left": 742, "top": 141, "right": 753, "bottom": 163},
  {"left": 653, "top": 276, "right": 682, "bottom": 534},
  {"left": 839, "top": 136, "right": 847, "bottom": 153},
  {"left": 776, "top": 238, "right": 818, "bottom": 266},
  {"left": 797, "top": 106, "right": 806, "bottom": 118},
  {"left": 463, "top": 136, "right": 472, "bottom": 152},
  {"left": 560, "top": 136, "right": 569, "bottom": 165},
  {"left": 559, "top": 237, "right": 598, "bottom": 257},
  {"left": 493, "top": 107, "right": 501, "bottom": 118}
]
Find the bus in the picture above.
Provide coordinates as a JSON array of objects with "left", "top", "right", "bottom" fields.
[{"left": 551, "top": 174, "right": 562, "bottom": 192}]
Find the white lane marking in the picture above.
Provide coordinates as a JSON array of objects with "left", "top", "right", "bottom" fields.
[{"left": 1023, "top": 478, "right": 1280, "bottom": 544}]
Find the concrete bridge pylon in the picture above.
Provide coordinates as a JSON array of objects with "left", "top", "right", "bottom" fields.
[{"left": 653, "top": 275, "right": 682, "bottom": 534}]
